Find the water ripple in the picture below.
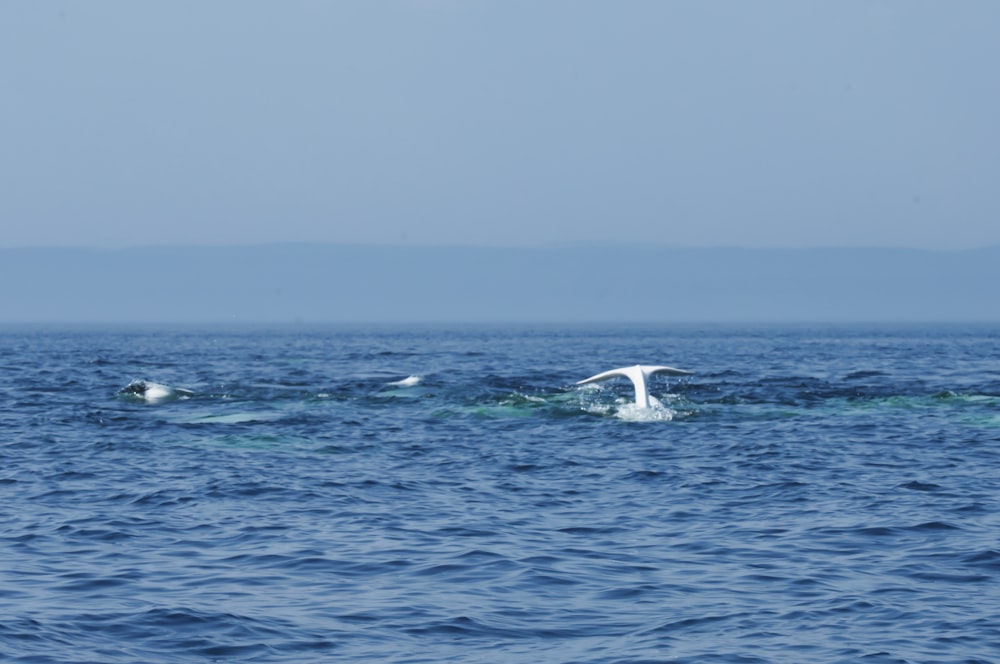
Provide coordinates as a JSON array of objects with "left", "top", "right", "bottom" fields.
[{"left": 2, "top": 325, "right": 1000, "bottom": 662}]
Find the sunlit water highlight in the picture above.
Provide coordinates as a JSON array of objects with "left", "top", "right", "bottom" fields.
[{"left": 2, "top": 324, "right": 999, "bottom": 663}]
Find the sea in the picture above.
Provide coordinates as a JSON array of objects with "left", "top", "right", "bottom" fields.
[{"left": 2, "top": 323, "right": 999, "bottom": 663}]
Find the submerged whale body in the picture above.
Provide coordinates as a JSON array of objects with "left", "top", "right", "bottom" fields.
[
  {"left": 119, "top": 380, "right": 192, "bottom": 402},
  {"left": 577, "top": 364, "right": 693, "bottom": 408}
]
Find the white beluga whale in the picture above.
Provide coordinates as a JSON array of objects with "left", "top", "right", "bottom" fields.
[
  {"left": 119, "top": 380, "right": 193, "bottom": 402},
  {"left": 577, "top": 364, "right": 693, "bottom": 409},
  {"left": 387, "top": 375, "right": 422, "bottom": 387}
]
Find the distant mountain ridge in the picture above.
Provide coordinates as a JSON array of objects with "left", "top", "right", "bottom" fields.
[{"left": 1, "top": 244, "right": 998, "bottom": 323}]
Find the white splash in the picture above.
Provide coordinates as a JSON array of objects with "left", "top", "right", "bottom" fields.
[
  {"left": 614, "top": 401, "right": 677, "bottom": 422},
  {"left": 579, "top": 387, "right": 678, "bottom": 421}
]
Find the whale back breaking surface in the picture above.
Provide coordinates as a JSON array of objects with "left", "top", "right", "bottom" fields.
[{"left": 119, "top": 380, "right": 193, "bottom": 402}]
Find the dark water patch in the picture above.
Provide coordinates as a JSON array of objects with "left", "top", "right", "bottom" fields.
[
  {"left": 905, "top": 520, "right": 961, "bottom": 531},
  {"left": 963, "top": 549, "right": 1000, "bottom": 570},
  {"left": 846, "top": 370, "right": 889, "bottom": 380},
  {"left": 898, "top": 480, "right": 942, "bottom": 492}
]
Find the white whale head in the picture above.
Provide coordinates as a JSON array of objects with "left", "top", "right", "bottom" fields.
[
  {"left": 119, "top": 380, "right": 193, "bottom": 402},
  {"left": 577, "top": 364, "right": 692, "bottom": 409}
]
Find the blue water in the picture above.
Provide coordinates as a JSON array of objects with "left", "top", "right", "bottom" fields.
[{"left": 2, "top": 324, "right": 1000, "bottom": 663}]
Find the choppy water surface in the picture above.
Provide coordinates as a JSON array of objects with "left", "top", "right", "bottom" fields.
[{"left": 2, "top": 324, "right": 1000, "bottom": 663}]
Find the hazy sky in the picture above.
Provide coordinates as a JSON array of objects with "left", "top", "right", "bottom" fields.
[{"left": 2, "top": 1, "right": 998, "bottom": 250}]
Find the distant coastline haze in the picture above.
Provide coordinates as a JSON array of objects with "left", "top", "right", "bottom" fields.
[{"left": 2, "top": 244, "right": 997, "bottom": 324}]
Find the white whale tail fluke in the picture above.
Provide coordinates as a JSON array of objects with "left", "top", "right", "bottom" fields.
[{"left": 577, "top": 364, "right": 693, "bottom": 408}]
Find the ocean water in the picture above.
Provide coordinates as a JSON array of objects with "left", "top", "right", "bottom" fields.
[{"left": 2, "top": 324, "right": 1000, "bottom": 663}]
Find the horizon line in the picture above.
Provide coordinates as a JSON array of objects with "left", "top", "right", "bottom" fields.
[{"left": 2, "top": 241, "right": 998, "bottom": 253}]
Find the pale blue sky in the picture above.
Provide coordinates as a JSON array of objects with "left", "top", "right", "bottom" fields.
[{"left": 2, "top": 1, "right": 998, "bottom": 250}]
